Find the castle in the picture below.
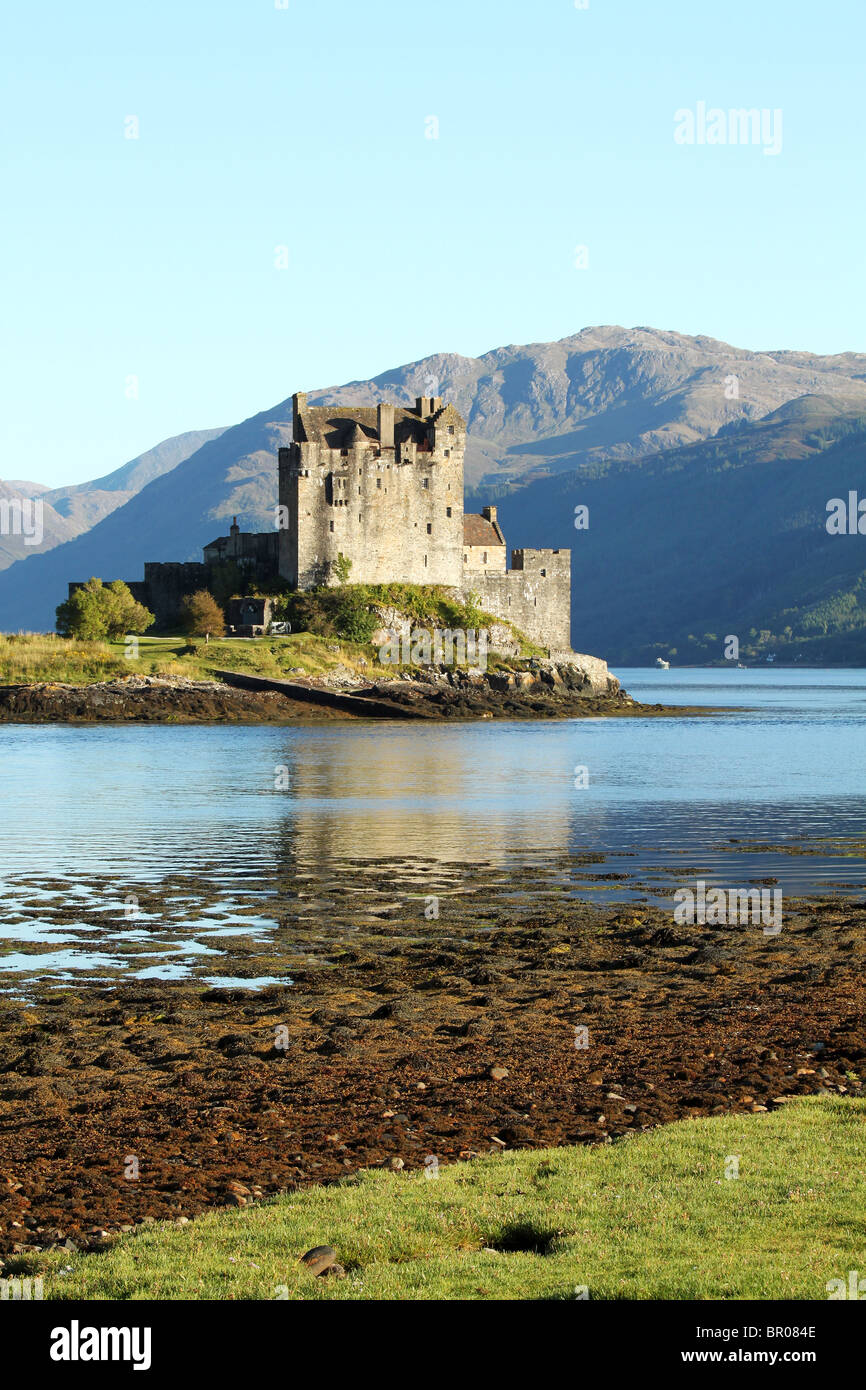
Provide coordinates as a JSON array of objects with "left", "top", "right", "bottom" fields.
[{"left": 77, "top": 394, "right": 572, "bottom": 652}]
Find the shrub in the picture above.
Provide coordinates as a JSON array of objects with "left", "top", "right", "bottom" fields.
[
  {"left": 56, "top": 578, "right": 155, "bottom": 640},
  {"left": 179, "top": 590, "right": 226, "bottom": 639}
]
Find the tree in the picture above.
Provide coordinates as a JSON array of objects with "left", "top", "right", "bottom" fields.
[
  {"left": 56, "top": 578, "right": 154, "bottom": 640},
  {"left": 331, "top": 553, "right": 353, "bottom": 585},
  {"left": 180, "top": 589, "right": 226, "bottom": 639}
]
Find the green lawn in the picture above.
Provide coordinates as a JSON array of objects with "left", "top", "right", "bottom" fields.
[
  {"left": 0, "top": 632, "right": 379, "bottom": 685},
  {"left": 29, "top": 1099, "right": 866, "bottom": 1301}
]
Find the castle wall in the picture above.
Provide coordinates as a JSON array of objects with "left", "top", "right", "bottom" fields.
[
  {"left": 466, "top": 548, "right": 571, "bottom": 652},
  {"left": 279, "top": 441, "right": 464, "bottom": 589},
  {"left": 68, "top": 563, "right": 210, "bottom": 632},
  {"left": 203, "top": 531, "right": 279, "bottom": 569},
  {"left": 463, "top": 544, "right": 506, "bottom": 572},
  {"left": 140, "top": 562, "right": 210, "bottom": 630}
]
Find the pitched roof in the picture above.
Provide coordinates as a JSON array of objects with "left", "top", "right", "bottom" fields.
[
  {"left": 296, "top": 400, "right": 464, "bottom": 449},
  {"left": 463, "top": 514, "right": 505, "bottom": 547}
]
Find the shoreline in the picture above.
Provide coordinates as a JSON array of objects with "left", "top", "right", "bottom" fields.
[
  {"left": 0, "top": 853, "right": 862, "bottom": 1259},
  {"left": 0, "top": 672, "right": 720, "bottom": 724}
]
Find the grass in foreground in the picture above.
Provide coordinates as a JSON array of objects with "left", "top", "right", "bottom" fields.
[{"left": 27, "top": 1099, "right": 866, "bottom": 1301}]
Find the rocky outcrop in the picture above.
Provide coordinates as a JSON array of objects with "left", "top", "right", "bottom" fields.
[{"left": 356, "top": 659, "right": 630, "bottom": 718}]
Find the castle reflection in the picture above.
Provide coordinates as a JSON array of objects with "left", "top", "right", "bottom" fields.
[{"left": 266, "top": 723, "right": 615, "bottom": 870}]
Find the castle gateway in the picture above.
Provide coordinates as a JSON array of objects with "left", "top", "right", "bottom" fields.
[{"left": 79, "top": 393, "right": 572, "bottom": 652}]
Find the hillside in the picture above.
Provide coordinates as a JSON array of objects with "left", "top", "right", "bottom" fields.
[
  {"left": 0, "top": 427, "right": 226, "bottom": 572},
  {"left": 491, "top": 395, "right": 866, "bottom": 665},
  {"left": 318, "top": 326, "right": 866, "bottom": 494}
]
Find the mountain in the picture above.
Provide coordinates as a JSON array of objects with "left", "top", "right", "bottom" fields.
[
  {"left": 313, "top": 326, "right": 866, "bottom": 495},
  {"left": 0, "top": 480, "right": 79, "bottom": 570},
  {"left": 2, "top": 327, "right": 866, "bottom": 644},
  {"left": 0, "top": 427, "right": 226, "bottom": 572},
  {"left": 490, "top": 394, "right": 866, "bottom": 665}
]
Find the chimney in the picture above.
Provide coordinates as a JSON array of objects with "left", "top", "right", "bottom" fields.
[
  {"left": 292, "top": 391, "right": 307, "bottom": 442},
  {"left": 482, "top": 505, "right": 498, "bottom": 527},
  {"left": 377, "top": 402, "right": 395, "bottom": 449},
  {"left": 415, "top": 395, "right": 430, "bottom": 417}
]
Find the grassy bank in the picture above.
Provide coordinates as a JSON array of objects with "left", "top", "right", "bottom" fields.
[
  {"left": 0, "top": 633, "right": 388, "bottom": 686},
  {"left": 0, "top": 583, "right": 540, "bottom": 687},
  {"left": 28, "top": 1099, "right": 865, "bottom": 1301}
]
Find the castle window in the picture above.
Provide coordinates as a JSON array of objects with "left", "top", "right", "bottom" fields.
[
  {"left": 446, "top": 506, "right": 452, "bottom": 517},
  {"left": 377, "top": 478, "right": 382, "bottom": 489},
  {"left": 448, "top": 425, "right": 454, "bottom": 435},
  {"left": 423, "top": 478, "right": 429, "bottom": 489},
  {"left": 540, "top": 568, "right": 546, "bottom": 577},
  {"left": 358, "top": 513, "right": 361, "bottom": 522},
  {"left": 329, "top": 521, "right": 334, "bottom": 532},
  {"left": 424, "top": 555, "right": 427, "bottom": 567},
  {"left": 482, "top": 551, "right": 487, "bottom": 564},
  {"left": 444, "top": 450, "right": 450, "bottom": 458},
  {"left": 426, "top": 523, "right": 432, "bottom": 534}
]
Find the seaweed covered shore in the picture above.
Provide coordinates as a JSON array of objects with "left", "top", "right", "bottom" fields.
[
  {"left": 0, "top": 665, "right": 710, "bottom": 723},
  {"left": 0, "top": 855, "right": 862, "bottom": 1259}
]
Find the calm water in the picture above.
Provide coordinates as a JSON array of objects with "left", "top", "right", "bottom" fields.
[{"left": 1, "top": 667, "right": 865, "bottom": 982}]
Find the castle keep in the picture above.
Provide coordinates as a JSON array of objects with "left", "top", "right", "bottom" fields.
[
  {"left": 80, "top": 394, "right": 571, "bottom": 652},
  {"left": 277, "top": 392, "right": 571, "bottom": 650}
]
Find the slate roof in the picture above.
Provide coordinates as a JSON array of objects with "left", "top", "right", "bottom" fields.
[
  {"left": 463, "top": 514, "right": 505, "bottom": 547},
  {"left": 297, "top": 401, "right": 463, "bottom": 450}
]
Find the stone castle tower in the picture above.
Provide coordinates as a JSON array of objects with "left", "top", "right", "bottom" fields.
[
  {"left": 278, "top": 393, "right": 466, "bottom": 589},
  {"left": 277, "top": 391, "right": 572, "bottom": 651}
]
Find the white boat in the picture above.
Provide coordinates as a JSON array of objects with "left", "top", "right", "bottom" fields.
[{"left": 656, "top": 658, "right": 670, "bottom": 669}]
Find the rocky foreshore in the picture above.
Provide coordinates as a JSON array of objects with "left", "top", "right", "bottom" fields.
[
  {"left": 355, "top": 658, "right": 636, "bottom": 718},
  {"left": 0, "top": 663, "right": 702, "bottom": 723},
  {"left": 0, "top": 857, "right": 862, "bottom": 1259},
  {"left": 0, "top": 675, "right": 350, "bottom": 723}
]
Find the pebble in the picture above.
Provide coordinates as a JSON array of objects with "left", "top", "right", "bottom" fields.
[
  {"left": 300, "top": 1245, "right": 343, "bottom": 1277},
  {"left": 488, "top": 1065, "right": 509, "bottom": 1081}
]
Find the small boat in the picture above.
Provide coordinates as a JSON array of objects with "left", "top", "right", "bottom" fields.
[{"left": 656, "top": 658, "right": 670, "bottom": 669}]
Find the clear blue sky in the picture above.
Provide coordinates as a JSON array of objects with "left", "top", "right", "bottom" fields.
[{"left": 2, "top": 0, "right": 864, "bottom": 487}]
